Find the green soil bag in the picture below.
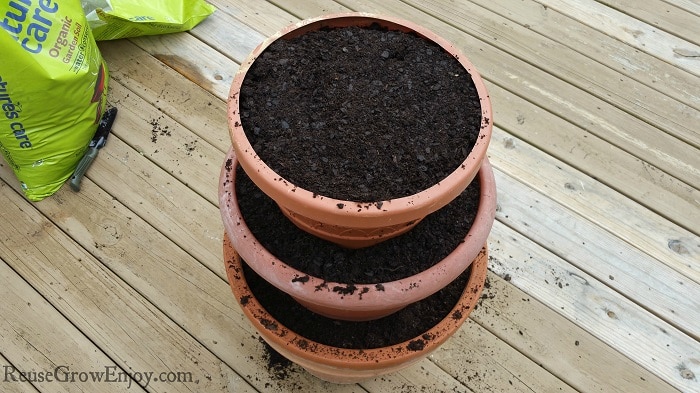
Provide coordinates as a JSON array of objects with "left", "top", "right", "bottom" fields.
[
  {"left": 82, "top": 0, "right": 215, "bottom": 41},
  {"left": 0, "top": 0, "right": 109, "bottom": 201}
]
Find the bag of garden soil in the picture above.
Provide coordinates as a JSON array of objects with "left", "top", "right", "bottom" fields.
[
  {"left": 82, "top": 0, "right": 215, "bottom": 41},
  {"left": 0, "top": 0, "right": 109, "bottom": 201}
]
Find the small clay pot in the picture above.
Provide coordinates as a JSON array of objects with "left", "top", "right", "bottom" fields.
[
  {"left": 224, "top": 234, "right": 489, "bottom": 384},
  {"left": 228, "top": 12, "right": 493, "bottom": 248},
  {"left": 218, "top": 148, "right": 497, "bottom": 321}
]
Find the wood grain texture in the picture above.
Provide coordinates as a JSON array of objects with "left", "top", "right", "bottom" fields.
[
  {"left": 0, "top": 256, "right": 140, "bottom": 393},
  {"left": 533, "top": 0, "right": 700, "bottom": 76},
  {"left": 470, "top": 0, "right": 700, "bottom": 111},
  {"left": 597, "top": 0, "right": 700, "bottom": 45},
  {"left": 0, "top": 179, "right": 254, "bottom": 393}
]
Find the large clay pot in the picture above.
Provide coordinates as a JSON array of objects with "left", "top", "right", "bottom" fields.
[
  {"left": 227, "top": 12, "right": 493, "bottom": 248},
  {"left": 224, "top": 234, "right": 489, "bottom": 384},
  {"left": 219, "top": 148, "right": 497, "bottom": 321}
]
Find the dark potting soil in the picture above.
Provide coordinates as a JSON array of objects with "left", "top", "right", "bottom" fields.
[
  {"left": 242, "top": 260, "right": 471, "bottom": 350},
  {"left": 257, "top": 337, "right": 295, "bottom": 380},
  {"left": 234, "top": 165, "right": 480, "bottom": 284},
  {"left": 239, "top": 25, "right": 482, "bottom": 202}
]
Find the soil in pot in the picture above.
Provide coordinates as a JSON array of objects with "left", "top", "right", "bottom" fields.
[
  {"left": 239, "top": 24, "right": 482, "bottom": 202},
  {"left": 234, "top": 165, "right": 480, "bottom": 284},
  {"left": 225, "top": 236, "right": 489, "bottom": 383},
  {"left": 241, "top": 259, "right": 472, "bottom": 349}
]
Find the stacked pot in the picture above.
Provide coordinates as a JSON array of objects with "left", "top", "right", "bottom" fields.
[{"left": 219, "top": 13, "right": 496, "bottom": 384}]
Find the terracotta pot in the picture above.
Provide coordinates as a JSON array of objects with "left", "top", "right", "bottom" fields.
[
  {"left": 224, "top": 234, "right": 489, "bottom": 384},
  {"left": 227, "top": 12, "right": 493, "bottom": 248},
  {"left": 219, "top": 148, "right": 497, "bottom": 321}
]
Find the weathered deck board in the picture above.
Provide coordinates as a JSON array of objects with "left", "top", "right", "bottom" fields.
[
  {"left": 533, "top": 0, "right": 700, "bottom": 76},
  {"left": 0, "top": 256, "right": 139, "bottom": 393},
  {"left": 430, "top": 319, "right": 579, "bottom": 393},
  {"left": 596, "top": 0, "right": 700, "bottom": 45},
  {"left": 471, "top": 0, "right": 700, "bottom": 112},
  {"left": 470, "top": 275, "right": 679, "bottom": 393},
  {"left": 100, "top": 38, "right": 233, "bottom": 147},
  {"left": 492, "top": 108, "right": 700, "bottom": 282},
  {"left": 0, "top": 353, "right": 40, "bottom": 393},
  {"left": 664, "top": 0, "right": 700, "bottom": 16},
  {"left": 1, "top": 0, "right": 698, "bottom": 392},
  {"left": 494, "top": 169, "right": 700, "bottom": 339},
  {"left": 189, "top": 9, "right": 266, "bottom": 64},
  {"left": 207, "top": 0, "right": 297, "bottom": 39},
  {"left": 487, "top": 221, "right": 699, "bottom": 393},
  {"left": 0, "top": 177, "right": 257, "bottom": 393},
  {"left": 88, "top": 132, "right": 225, "bottom": 276}
]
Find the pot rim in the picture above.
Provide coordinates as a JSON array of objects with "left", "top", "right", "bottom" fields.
[
  {"left": 227, "top": 12, "right": 493, "bottom": 228},
  {"left": 218, "top": 148, "right": 497, "bottom": 311},
  {"left": 224, "top": 235, "right": 489, "bottom": 369}
]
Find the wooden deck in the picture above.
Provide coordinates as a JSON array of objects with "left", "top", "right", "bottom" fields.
[{"left": 1, "top": 0, "right": 698, "bottom": 392}]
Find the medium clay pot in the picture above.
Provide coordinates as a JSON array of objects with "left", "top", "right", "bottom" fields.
[
  {"left": 227, "top": 12, "right": 493, "bottom": 248},
  {"left": 218, "top": 148, "right": 497, "bottom": 321},
  {"left": 224, "top": 234, "right": 489, "bottom": 384}
]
